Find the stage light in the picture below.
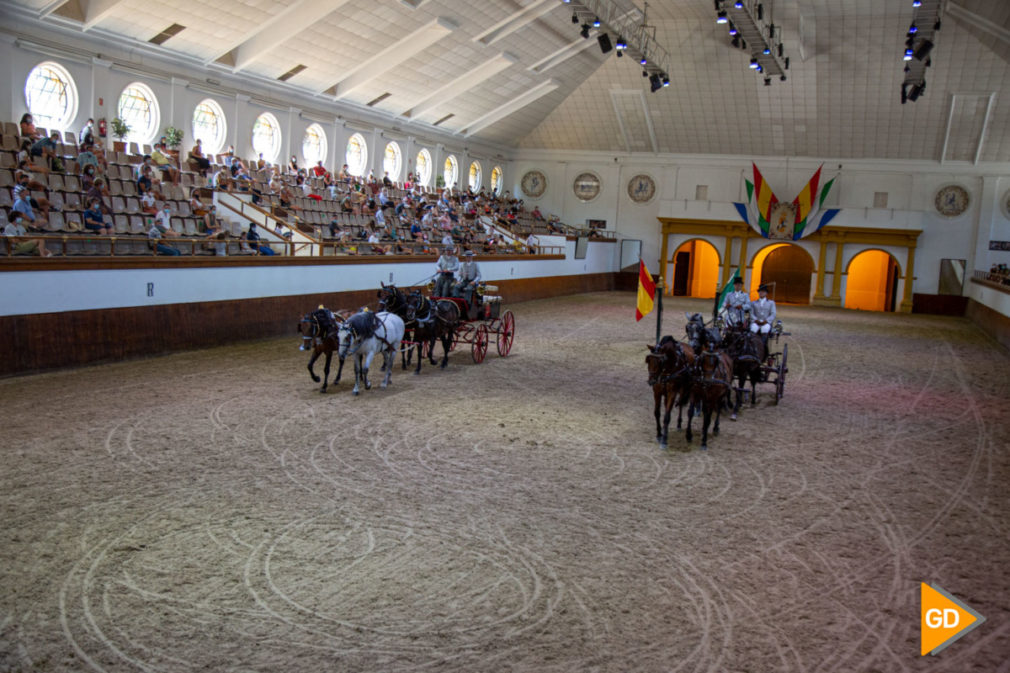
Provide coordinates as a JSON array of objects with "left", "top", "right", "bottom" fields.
[
  {"left": 749, "top": 58, "right": 759, "bottom": 69},
  {"left": 780, "top": 74, "right": 786, "bottom": 81},
  {"left": 731, "top": 35, "right": 740, "bottom": 48},
  {"left": 903, "top": 49, "right": 914, "bottom": 61},
  {"left": 572, "top": 13, "right": 578, "bottom": 24},
  {"left": 908, "top": 23, "right": 918, "bottom": 34},
  {"left": 764, "top": 77, "right": 771, "bottom": 86},
  {"left": 914, "top": 39, "right": 933, "bottom": 60},
  {"left": 640, "top": 56, "right": 648, "bottom": 65},
  {"left": 908, "top": 82, "right": 924, "bottom": 101},
  {"left": 729, "top": 23, "right": 738, "bottom": 36},
  {"left": 650, "top": 74, "right": 662, "bottom": 92},
  {"left": 580, "top": 23, "right": 591, "bottom": 38},
  {"left": 662, "top": 75, "right": 669, "bottom": 87},
  {"left": 716, "top": 11, "right": 728, "bottom": 24},
  {"left": 763, "top": 47, "right": 771, "bottom": 54},
  {"left": 912, "top": 0, "right": 921, "bottom": 6},
  {"left": 615, "top": 36, "right": 627, "bottom": 50},
  {"left": 734, "top": 1, "right": 743, "bottom": 7},
  {"left": 593, "top": 17, "right": 601, "bottom": 27}
]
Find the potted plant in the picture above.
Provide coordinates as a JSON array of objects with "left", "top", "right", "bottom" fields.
[
  {"left": 110, "top": 117, "right": 131, "bottom": 152},
  {"left": 435, "top": 174, "right": 445, "bottom": 189},
  {"left": 164, "top": 126, "right": 184, "bottom": 150}
]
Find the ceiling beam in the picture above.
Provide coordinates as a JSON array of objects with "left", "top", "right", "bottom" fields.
[
  {"left": 460, "top": 79, "right": 560, "bottom": 137},
  {"left": 321, "top": 17, "right": 458, "bottom": 99},
  {"left": 209, "top": 0, "right": 352, "bottom": 71},
  {"left": 528, "top": 35, "right": 601, "bottom": 74},
  {"left": 473, "top": 0, "right": 558, "bottom": 46},
  {"left": 948, "top": 1, "right": 1010, "bottom": 46},
  {"left": 400, "top": 52, "right": 518, "bottom": 119},
  {"left": 67, "top": 0, "right": 129, "bottom": 30}
]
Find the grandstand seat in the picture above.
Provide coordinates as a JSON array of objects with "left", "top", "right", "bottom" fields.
[
  {"left": 1, "top": 122, "right": 16, "bottom": 136},
  {"left": 63, "top": 175, "right": 80, "bottom": 192},
  {"left": 0, "top": 170, "right": 12, "bottom": 187},
  {"left": 48, "top": 212, "right": 65, "bottom": 232},
  {"left": 124, "top": 197, "right": 140, "bottom": 214},
  {"left": 63, "top": 192, "right": 82, "bottom": 210},
  {"left": 122, "top": 181, "right": 137, "bottom": 197},
  {"left": 48, "top": 174, "right": 64, "bottom": 191},
  {"left": 111, "top": 196, "right": 126, "bottom": 212},
  {"left": 0, "top": 151, "right": 15, "bottom": 168},
  {"left": 109, "top": 180, "right": 123, "bottom": 197},
  {"left": 49, "top": 192, "right": 64, "bottom": 210},
  {"left": 0, "top": 189, "right": 13, "bottom": 209},
  {"left": 64, "top": 212, "right": 82, "bottom": 231},
  {"left": 64, "top": 132, "right": 76, "bottom": 145},
  {"left": 129, "top": 215, "right": 147, "bottom": 235},
  {"left": 114, "top": 214, "right": 129, "bottom": 234}
]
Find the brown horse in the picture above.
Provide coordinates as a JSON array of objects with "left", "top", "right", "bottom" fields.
[
  {"left": 404, "top": 291, "right": 460, "bottom": 374},
  {"left": 298, "top": 307, "right": 352, "bottom": 392},
  {"left": 645, "top": 336, "right": 696, "bottom": 448},
  {"left": 685, "top": 330, "right": 734, "bottom": 450},
  {"left": 722, "top": 325, "right": 767, "bottom": 420}
]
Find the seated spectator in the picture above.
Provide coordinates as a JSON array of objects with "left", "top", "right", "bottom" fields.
[
  {"left": 82, "top": 198, "right": 110, "bottom": 234},
  {"left": 139, "top": 183, "right": 158, "bottom": 214},
  {"left": 274, "top": 221, "right": 293, "bottom": 240},
  {"left": 153, "top": 203, "right": 181, "bottom": 237},
  {"left": 531, "top": 205, "right": 545, "bottom": 221},
  {"left": 340, "top": 194, "right": 355, "bottom": 214},
  {"left": 255, "top": 153, "right": 266, "bottom": 171},
  {"left": 410, "top": 220, "right": 422, "bottom": 240},
  {"left": 148, "top": 219, "right": 181, "bottom": 255},
  {"left": 13, "top": 188, "right": 49, "bottom": 230},
  {"left": 441, "top": 232, "right": 454, "bottom": 248},
  {"left": 382, "top": 172, "right": 393, "bottom": 188},
  {"left": 189, "top": 190, "right": 208, "bottom": 217},
  {"left": 338, "top": 164, "right": 351, "bottom": 184},
  {"left": 136, "top": 166, "right": 153, "bottom": 196},
  {"left": 77, "top": 144, "right": 102, "bottom": 175},
  {"left": 19, "top": 113, "right": 42, "bottom": 140},
  {"left": 151, "top": 143, "right": 180, "bottom": 184},
  {"left": 246, "top": 222, "right": 275, "bottom": 255},
  {"left": 3, "top": 211, "right": 52, "bottom": 257},
  {"left": 201, "top": 204, "right": 222, "bottom": 234},
  {"left": 13, "top": 168, "right": 52, "bottom": 214},
  {"left": 288, "top": 155, "right": 299, "bottom": 175},
  {"left": 311, "top": 161, "right": 327, "bottom": 178},
  {"left": 86, "top": 178, "right": 113, "bottom": 215},
  {"left": 81, "top": 163, "right": 98, "bottom": 192},
  {"left": 213, "top": 168, "right": 233, "bottom": 193},
  {"left": 328, "top": 220, "right": 350, "bottom": 244},
  {"left": 187, "top": 139, "right": 211, "bottom": 176},
  {"left": 367, "top": 227, "right": 391, "bottom": 255},
  {"left": 30, "top": 132, "right": 62, "bottom": 171}
]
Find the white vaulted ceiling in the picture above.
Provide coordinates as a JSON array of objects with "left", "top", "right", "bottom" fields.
[{"left": 7, "top": 0, "right": 1010, "bottom": 161}]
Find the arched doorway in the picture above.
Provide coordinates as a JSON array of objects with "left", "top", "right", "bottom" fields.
[
  {"left": 750, "top": 243, "right": 813, "bottom": 304},
  {"left": 669, "top": 239, "right": 720, "bottom": 298},
  {"left": 845, "top": 250, "right": 901, "bottom": 312}
]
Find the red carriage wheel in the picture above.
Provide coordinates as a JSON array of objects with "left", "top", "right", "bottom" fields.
[
  {"left": 472, "top": 324, "right": 489, "bottom": 363},
  {"left": 496, "top": 310, "right": 515, "bottom": 356}
]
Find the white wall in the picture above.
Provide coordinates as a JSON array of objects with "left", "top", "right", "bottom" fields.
[{"left": 0, "top": 240, "right": 614, "bottom": 317}]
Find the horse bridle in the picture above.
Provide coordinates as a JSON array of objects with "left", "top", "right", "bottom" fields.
[
  {"left": 647, "top": 344, "right": 689, "bottom": 386},
  {"left": 695, "top": 350, "right": 730, "bottom": 387}
]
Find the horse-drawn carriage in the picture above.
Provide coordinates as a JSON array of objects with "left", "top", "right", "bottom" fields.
[
  {"left": 716, "top": 317, "right": 789, "bottom": 404},
  {"left": 435, "top": 284, "right": 515, "bottom": 364}
]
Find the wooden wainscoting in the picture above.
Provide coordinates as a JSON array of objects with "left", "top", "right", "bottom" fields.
[{"left": 1, "top": 273, "right": 616, "bottom": 376}]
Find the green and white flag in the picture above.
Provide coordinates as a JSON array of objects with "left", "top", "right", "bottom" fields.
[{"left": 714, "top": 268, "right": 742, "bottom": 318}]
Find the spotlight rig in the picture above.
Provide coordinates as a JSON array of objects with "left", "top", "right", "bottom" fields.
[
  {"left": 900, "top": 0, "right": 942, "bottom": 104},
  {"left": 566, "top": 0, "right": 672, "bottom": 92},
  {"left": 714, "top": 0, "right": 789, "bottom": 83}
]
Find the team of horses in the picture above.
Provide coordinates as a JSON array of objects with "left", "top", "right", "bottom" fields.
[
  {"left": 296, "top": 283, "right": 462, "bottom": 396},
  {"left": 646, "top": 313, "right": 768, "bottom": 450}
]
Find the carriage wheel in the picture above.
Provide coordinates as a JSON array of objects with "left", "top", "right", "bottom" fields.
[
  {"left": 775, "top": 343, "right": 788, "bottom": 402},
  {"left": 496, "top": 311, "right": 515, "bottom": 356},
  {"left": 472, "top": 324, "right": 489, "bottom": 363}
]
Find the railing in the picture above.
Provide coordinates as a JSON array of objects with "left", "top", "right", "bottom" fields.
[
  {"left": 216, "top": 192, "right": 318, "bottom": 256},
  {"left": 972, "top": 269, "right": 1010, "bottom": 293}
]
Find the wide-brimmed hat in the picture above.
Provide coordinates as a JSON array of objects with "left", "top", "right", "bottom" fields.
[{"left": 758, "top": 283, "right": 769, "bottom": 292}]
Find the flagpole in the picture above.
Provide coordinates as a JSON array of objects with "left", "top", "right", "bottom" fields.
[{"left": 655, "top": 277, "right": 664, "bottom": 345}]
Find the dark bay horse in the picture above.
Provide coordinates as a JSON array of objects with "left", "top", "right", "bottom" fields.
[
  {"left": 404, "top": 291, "right": 460, "bottom": 374},
  {"left": 298, "top": 307, "right": 353, "bottom": 392},
  {"left": 723, "top": 326, "right": 767, "bottom": 420},
  {"left": 686, "top": 328, "right": 734, "bottom": 450},
  {"left": 646, "top": 335, "right": 696, "bottom": 448}
]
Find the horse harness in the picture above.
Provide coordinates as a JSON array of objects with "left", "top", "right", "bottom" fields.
[{"left": 694, "top": 349, "right": 732, "bottom": 388}]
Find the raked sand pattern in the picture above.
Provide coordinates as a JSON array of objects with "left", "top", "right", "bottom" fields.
[{"left": 1, "top": 292, "right": 1009, "bottom": 672}]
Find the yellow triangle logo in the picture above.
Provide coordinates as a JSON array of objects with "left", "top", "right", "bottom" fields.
[{"left": 921, "top": 583, "right": 986, "bottom": 655}]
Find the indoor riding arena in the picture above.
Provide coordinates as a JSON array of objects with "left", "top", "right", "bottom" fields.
[{"left": 2, "top": 292, "right": 1008, "bottom": 672}]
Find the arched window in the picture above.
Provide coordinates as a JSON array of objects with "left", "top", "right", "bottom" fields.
[
  {"left": 383, "top": 141, "right": 401, "bottom": 181},
  {"left": 117, "top": 82, "right": 160, "bottom": 144},
  {"left": 302, "top": 123, "right": 327, "bottom": 166},
  {"left": 443, "top": 154, "right": 458, "bottom": 188},
  {"left": 252, "top": 112, "right": 281, "bottom": 162},
  {"left": 191, "top": 98, "right": 226, "bottom": 155},
  {"left": 491, "top": 166, "right": 503, "bottom": 195},
  {"left": 468, "top": 161, "right": 482, "bottom": 191},
  {"left": 416, "top": 148, "right": 432, "bottom": 186},
  {"left": 345, "top": 133, "right": 367, "bottom": 176},
  {"left": 24, "top": 61, "right": 78, "bottom": 131}
]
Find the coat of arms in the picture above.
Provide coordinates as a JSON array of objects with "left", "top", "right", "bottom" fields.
[{"left": 734, "top": 164, "right": 840, "bottom": 240}]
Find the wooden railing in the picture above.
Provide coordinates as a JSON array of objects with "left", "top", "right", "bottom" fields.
[{"left": 972, "top": 269, "right": 1010, "bottom": 293}]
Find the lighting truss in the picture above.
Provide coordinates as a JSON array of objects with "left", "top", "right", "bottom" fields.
[
  {"left": 564, "top": 0, "right": 672, "bottom": 86},
  {"left": 901, "top": 0, "right": 942, "bottom": 104},
  {"left": 714, "top": 0, "right": 788, "bottom": 81}
]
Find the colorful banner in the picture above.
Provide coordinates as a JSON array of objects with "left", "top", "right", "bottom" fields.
[
  {"left": 636, "top": 260, "right": 656, "bottom": 322},
  {"left": 734, "top": 163, "right": 841, "bottom": 240}
]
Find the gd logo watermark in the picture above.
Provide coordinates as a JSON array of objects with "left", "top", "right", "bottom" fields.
[{"left": 920, "top": 583, "right": 985, "bottom": 656}]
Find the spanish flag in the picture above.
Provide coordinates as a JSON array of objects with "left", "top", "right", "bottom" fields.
[{"left": 636, "top": 260, "right": 656, "bottom": 321}]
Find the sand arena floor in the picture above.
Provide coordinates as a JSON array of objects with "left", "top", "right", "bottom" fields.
[{"left": 1, "top": 292, "right": 1009, "bottom": 672}]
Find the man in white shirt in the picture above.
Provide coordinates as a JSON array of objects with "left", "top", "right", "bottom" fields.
[
  {"left": 4, "top": 211, "right": 51, "bottom": 256},
  {"left": 453, "top": 250, "right": 482, "bottom": 306},
  {"left": 153, "top": 204, "right": 181, "bottom": 237},
  {"left": 722, "top": 276, "right": 751, "bottom": 328},
  {"left": 433, "top": 246, "right": 459, "bottom": 296}
]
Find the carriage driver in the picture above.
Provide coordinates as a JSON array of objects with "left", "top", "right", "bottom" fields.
[
  {"left": 722, "top": 276, "right": 750, "bottom": 327},
  {"left": 453, "top": 250, "right": 482, "bottom": 307},
  {"left": 433, "top": 245, "right": 459, "bottom": 297},
  {"left": 749, "top": 284, "right": 777, "bottom": 345}
]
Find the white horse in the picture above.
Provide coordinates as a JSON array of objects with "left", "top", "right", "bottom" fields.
[{"left": 337, "top": 311, "right": 406, "bottom": 396}]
